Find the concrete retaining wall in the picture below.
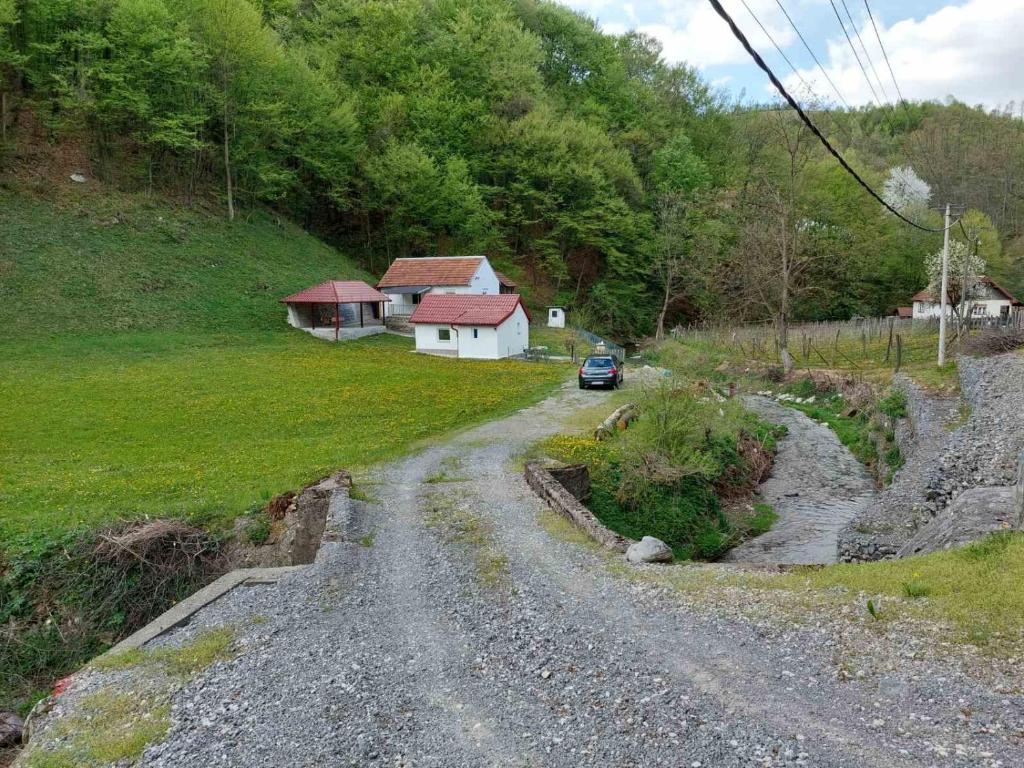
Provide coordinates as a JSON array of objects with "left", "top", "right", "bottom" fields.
[{"left": 524, "top": 461, "right": 632, "bottom": 552}]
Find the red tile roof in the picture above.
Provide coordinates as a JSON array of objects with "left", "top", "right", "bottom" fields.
[
  {"left": 377, "top": 257, "right": 483, "bottom": 289},
  {"left": 409, "top": 294, "right": 531, "bottom": 327},
  {"left": 895, "top": 306, "right": 913, "bottom": 318},
  {"left": 281, "top": 280, "right": 390, "bottom": 304},
  {"left": 494, "top": 271, "right": 517, "bottom": 288}
]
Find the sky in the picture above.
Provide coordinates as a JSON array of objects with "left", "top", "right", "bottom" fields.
[{"left": 560, "top": 0, "right": 1024, "bottom": 110}]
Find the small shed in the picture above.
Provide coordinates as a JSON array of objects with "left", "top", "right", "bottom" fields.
[
  {"left": 281, "top": 280, "right": 390, "bottom": 340},
  {"left": 547, "top": 306, "right": 566, "bottom": 329}
]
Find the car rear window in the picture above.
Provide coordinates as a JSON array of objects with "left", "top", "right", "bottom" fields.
[{"left": 585, "top": 357, "right": 614, "bottom": 368}]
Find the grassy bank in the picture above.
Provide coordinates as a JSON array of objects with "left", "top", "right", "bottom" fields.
[{"left": 0, "top": 332, "right": 565, "bottom": 541}]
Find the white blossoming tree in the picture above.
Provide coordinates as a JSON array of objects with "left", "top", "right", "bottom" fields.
[
  {"left": 924, "top": 240, "right": 986, "bottom": 327},
  {"left": 883, "top": 166, "right": 931, "bottom": 212}
]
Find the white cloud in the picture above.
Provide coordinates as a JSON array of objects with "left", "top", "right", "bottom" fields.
[
  {"left": 566, "top": 0, "right": 794, "bottom": 68},
  {"left": 783, "top": 0, "right": 1024, "bottom": 108}
]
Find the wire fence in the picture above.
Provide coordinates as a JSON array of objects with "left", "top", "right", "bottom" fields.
[{"left": 672, "top": 313, "right": 1024, "bottom": 372}]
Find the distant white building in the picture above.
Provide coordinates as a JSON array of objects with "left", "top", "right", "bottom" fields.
[
  {"left": 376, "top": 256, "right": 508, "bottom": 317},
  {"left": 547, "top": 306, "right": 566, "bottom": 329},
  {"left": 911, "top": 277, "right": 1022, "bottom": 321},
  {"left": 410, "top": 294, "right": 530, "bottom": 359}
]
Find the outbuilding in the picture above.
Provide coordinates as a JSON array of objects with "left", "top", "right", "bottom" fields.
[
  {"left": 410, "top": 294, "right": 530, "bottom": 359},
  {"left": 547, "top": 306, "right": 566, "bottom": 328},
  {"left": 281, "top": 280, "right": 390, "bottom": 340}
]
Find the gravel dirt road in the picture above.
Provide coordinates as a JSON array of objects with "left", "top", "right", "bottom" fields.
[{"left": 25, "top": 380, "right": 1024, "bottom": 767}]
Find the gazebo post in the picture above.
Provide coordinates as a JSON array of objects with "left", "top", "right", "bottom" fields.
[
  {"left": 360, "top": 303, "right": 364, "bottom": 328},
  {"left": 335, "top": 303, "right": 340, "bottom": 341},
  {"left": 312, "top": 304, "right": 316, "bottom": 330}
]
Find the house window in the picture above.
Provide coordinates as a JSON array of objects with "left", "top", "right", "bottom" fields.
[
  {"left": 411, "top": 293, "right": 422, "bottom": 305},
  {"left": 517, "top": 322, "right": 521, "bottom": 334},
  {"left": 472, "top": 328, "right": 479, "bottom": 339},
  {"left": 438, "top": 329, "right": 451, "bottom": 342}
]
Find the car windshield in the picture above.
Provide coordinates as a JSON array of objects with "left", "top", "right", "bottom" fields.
[{"left": 585, "top": 357, "right": 614, "bottom": 368}]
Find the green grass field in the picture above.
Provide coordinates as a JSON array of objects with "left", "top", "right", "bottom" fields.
[{"left": 0, "top": 332, "right": 566, "bottom": 544}]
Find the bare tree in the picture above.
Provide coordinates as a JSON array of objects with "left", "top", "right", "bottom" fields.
[{"left": 731, "top": 112, "right": 824, "bottom": 372}]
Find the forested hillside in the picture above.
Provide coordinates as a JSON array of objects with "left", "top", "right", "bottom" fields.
[{"left": 1, "top": 0, "right": 1022, "bottom": 337}]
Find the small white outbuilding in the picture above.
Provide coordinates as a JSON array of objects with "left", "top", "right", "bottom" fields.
[
  {"left": 410, "top": 294, "right": 531, "bottom": 359},
  {"left": 547, "top": 306, "right": 566, "bottom": 328}
]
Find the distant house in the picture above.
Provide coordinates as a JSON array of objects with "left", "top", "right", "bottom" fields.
[
  {"left": 410, "top": 294, "right": 530, "bottom": 359},
  {"left": 281, "top": 280, "right": 390, "bottom": 340},
  {"left": 495, "top": 272, "right": 518, "bottom": 294},
  {"left": 893, "top": 306, "right": 913, "bottom": 319},
  {"left": 911, "top": 276, "right": 1022, "bottom": 321},
  {"left": 376, "top": 256, "right": 507, "bottom": 316}
]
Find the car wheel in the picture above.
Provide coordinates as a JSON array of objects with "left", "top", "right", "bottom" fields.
[{"left": 578, "top": 379, "right": 586, "bottom": 390}]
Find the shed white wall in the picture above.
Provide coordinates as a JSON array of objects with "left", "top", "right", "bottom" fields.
[
  {"left": 547, "top": 307, "right": 565, "bottom": 328},
  {"left": 414, "top": 323, "right": 459, "bottom": 354},
  {"left": 412, "top": 305, "right": 528, "bottom": 359},
  {"left": 495, "top": 306, "right": 529, "bottom": 358}
]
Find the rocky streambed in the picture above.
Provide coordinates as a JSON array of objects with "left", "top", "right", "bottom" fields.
[{"left": 840, "top": 350, "right": 1024, "bottom": 561}]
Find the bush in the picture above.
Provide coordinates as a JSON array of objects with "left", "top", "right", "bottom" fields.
[{"left": 540, "top": 384, "right": 782, "bottom": 560}]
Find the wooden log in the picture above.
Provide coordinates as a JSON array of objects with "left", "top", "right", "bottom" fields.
[{"left": 595, "top": 403, "right": 637, "bottom": 440}]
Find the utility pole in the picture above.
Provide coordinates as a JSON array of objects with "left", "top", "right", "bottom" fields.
[{"left": 938, "top": 203, "right": 951, "bottom": 366}]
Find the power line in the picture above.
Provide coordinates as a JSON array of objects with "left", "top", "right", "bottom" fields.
[
  {"left": 773, "top": 0, "right": 852, "bottom": 110},
  {"left": 737, "top": 0, "right": 818, "bottom": 103},
  {"left": 705, "top": 0, "right": 958, "bottom": 234},
  {"left": 827, "top": 0, "right": 884, "bottom": 107},
  {"left": 863, "top": 0, "right": 906, "bottom": 105},
  {"left": 840, "top": 0, "right": 892, "bottom": 104}
]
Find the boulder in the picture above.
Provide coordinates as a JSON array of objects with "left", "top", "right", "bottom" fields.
[
  {"left": 626, "top": 536, "right": 674, "bottom": 564},
  {"left": 898, "top": 486, "right": 1015, "bottom": 557},
  {"left": 0, "top": 712, "right": 24, "bottom": 747}
]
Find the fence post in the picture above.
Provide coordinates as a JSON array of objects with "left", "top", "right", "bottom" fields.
[
  {"left": 885, "top": 319, "right": 894, "bottom": 363},
  {"left": 1015, "top": 449, "right": 1024, "bottom": 530},
  {"left": 894, "top": 334, "right": 903, "bottom": 373}
]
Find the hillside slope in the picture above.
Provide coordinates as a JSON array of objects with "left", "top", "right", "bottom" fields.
[{"left": 0, "top": 189, "right": 370, "bottom": 337}]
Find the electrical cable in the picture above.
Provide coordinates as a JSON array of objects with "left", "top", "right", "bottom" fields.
[
  {"left": 840, "top": 0, "right": 892, "bottom": 104},
  {"left": 705, "top": 0, "right": 960, "bottom": 234},
  {"left": 737, "top": 0, "right": 818, "bottom": 103},
  {"left": 773, "top": 0, "right": 852, "bottom": 109},
  {"left": 827, "top": 0, "right": 884, "bottom": 106}
]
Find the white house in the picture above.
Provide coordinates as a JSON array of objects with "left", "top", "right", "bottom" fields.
[
  {"left": 911, "top": 277, "right": 1022, "bottom": 321},
  {"left": 409, "top": 294, "right": 531, "bottom": 359},
  {"left": 376, "top": 256, "right": 504, "bottom": 316}
]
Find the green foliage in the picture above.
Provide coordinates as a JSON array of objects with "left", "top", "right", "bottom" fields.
[
  {"left": 877, "top": 390, "right": 908, "bottom": 421},
  {"left": 540, "top": 386, "right": 781, "bottom": 560},
  {"left": 244, "top": 515, "right": 272, "bottom": 545}
]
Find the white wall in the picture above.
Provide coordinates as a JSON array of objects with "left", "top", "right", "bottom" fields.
[
  {"left": 469, "top": 258, "right": 501, "bottom": 295},
  {"left": 455, "top": 326, "right": 500, "bottom": 359},
  {"left": 414, "top": 323, "right": 459, "bottom": 354},
  {"left": 913, "top": 299, "right": 1012, "bottom": 319},
  {"left": 412, "top": 305, "right": 528, "bottom": 359},
  {"left": 496, "top": 306, "right": 529, "bottom": 358}
]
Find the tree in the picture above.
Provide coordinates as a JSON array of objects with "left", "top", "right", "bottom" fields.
[
  {"left": 925, "top": 239, "right": 985, "bottom": 327},
  {"left": 189, "top": 0, "right": 280, "bottom": 219},
  {"left": 883, "top": 166, "right": 930, "bottom": 212},
  {"left": 0, "top": 0, "right": 22, "bottom": 143},
  {"left": 649, "top": 134, "right": 712, "bottom": 339}
]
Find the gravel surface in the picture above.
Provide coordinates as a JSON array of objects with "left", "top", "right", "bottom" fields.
[
  {"left": 929, "top": 352, "right": 1024, "bottom": 507},
  {"left": 23, "top": 379, "right": 1024, "bottom": 767},
  {"left": 723, "top": 397, "right": 876, "bottom": 565},
  {"left": 840, "top": 351, "right": 1024, "bottom": 561},
  {"left": 837, "top": 375, "right": 961, "bottom": 561}
]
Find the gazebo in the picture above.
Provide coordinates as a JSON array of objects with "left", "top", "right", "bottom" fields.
[{"left": 281, "top": 280, "right": 391, "bottom": 340}]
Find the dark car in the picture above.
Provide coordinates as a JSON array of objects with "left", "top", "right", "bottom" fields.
[{"left": 578, "top": 355, "right": 624, "bottom": 389}]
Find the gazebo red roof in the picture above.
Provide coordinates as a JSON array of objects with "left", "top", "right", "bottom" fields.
[
  {"left": 409, "top": 294, "right": 531, "bottom": 326},
  {"left": 281, "top": 280, "right": 390, "bottom": 305}
]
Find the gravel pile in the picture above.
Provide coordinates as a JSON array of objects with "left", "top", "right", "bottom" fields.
[{"left": 927, "top": 352, "right": 1024, "bottom": 509}]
